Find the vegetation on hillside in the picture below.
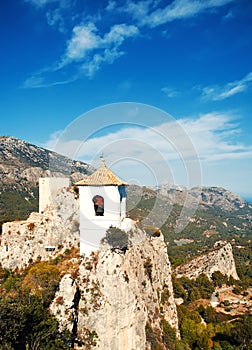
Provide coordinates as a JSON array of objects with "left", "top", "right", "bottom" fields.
[
  {"left": 127, "top": 189, "right": 252, "bottom": 287},
  {"left": 127, "top": 189, "right": 252, "bottom": 349},
  {"left": 1, "top": 148, "right": 252, "bottom": 349},
  {"left": 0, "top": 187, "right": 38, "bottom": 233},
  {"left": 145, "top": 271, "right": 252, "bottom": 349},
  {"left": 0, "top": 248, "right": 79, "bottom": 349}
]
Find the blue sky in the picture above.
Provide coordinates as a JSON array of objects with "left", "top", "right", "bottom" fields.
[{"left": 1, "top": 0, "right": 252, "bottom": 199}]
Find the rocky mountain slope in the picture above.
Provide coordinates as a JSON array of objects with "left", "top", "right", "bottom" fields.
[
  {"left": 1, "top": 136, "right": 251, "bottom": 349},
  {"left": 0, "top": 136, "right": 93, "bottom": 223},
  {"left": 0, "top": 186, "right": 242, "bottom": 348},
  {"left": 174, "top": 241, "right": 239, "bottom": 280},
  {"left": 0, "top": 188, "right": 180, "bottom": 349},
  {"left": 0, "top": 136, "right": 93, "bottom": 188},
  {"left": 50, "top": 226, "right": 179, "bottom": 349},
  {"left": 128, "top": 184, "right": 252, "bottom": 238}
]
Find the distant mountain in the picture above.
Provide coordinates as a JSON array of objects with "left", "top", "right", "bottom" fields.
[
  {"left": 1, "top": 135, "right": 252, "bottom": 245},
  {"left": 128, "top": 183, "right": 252, "bottom": 220},
  {"left": 127, "top": 183, "right": 252, "bottom": 267},
  {"left": 157, "top": 183, "right": 251, "bottom": 213},
  {"left": 0, "top": 136, "right": 93, "bottom": 224}
]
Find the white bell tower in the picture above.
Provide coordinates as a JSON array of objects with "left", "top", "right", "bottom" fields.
[{"left": 75, "top": 160, "right": 127, "bottom": 255}]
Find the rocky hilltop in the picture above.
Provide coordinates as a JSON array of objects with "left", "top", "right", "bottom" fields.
[
  {"left": 51, "top": 225, "right": 179, "bottom": 349},
  {"left": 0, "top": 136, "right": 93, "bottom": 188},
  {"left": 0, "top": 187, "right": 80, "bottom": 270},
  {"left": 0, "top": 186, "right": 180, "bottom": 349},
  {"left": 0, "top": 136, "right": 93, "bottom": 223},
  {"left": 174, "top": 241, "right": 239, "bottom": 280},
  {"left": 1, "top": 136, "right": 250, "bottom": 349}
]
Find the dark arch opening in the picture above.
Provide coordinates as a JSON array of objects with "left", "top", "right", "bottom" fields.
[{"left": 92, "top": 195, "right": 104, "bottom": 216}]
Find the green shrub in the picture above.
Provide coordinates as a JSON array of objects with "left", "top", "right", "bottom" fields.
[{"left": 102, "top": 226, "right": 128, "bottom": 249}]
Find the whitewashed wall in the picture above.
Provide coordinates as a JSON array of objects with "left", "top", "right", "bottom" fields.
[
  {"left": 39, "top": 177, "right": 70, "bottom": 213},
  {"left": 79, "top": 185, "right": 126, "bottom": 255}
]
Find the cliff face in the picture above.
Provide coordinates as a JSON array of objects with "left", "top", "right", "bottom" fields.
[
  {"left": 0, "top": 188, "right": 79, "bottom": 269},
  {"left": 50, "top": 224, "right": 179, "bottom": 349},
  {"left": 174, "top": 241, "right": 239, "bottom": 280}
]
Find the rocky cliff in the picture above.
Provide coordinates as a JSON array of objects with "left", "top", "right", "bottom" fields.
[
  {"left": 0, "top": 187, "right": 79, "bottom": 270},
  {"left": 0, "top": 136, "right": 93, "bottom": 223},
  {"left": 50, "top": 223, "right": 179, "bottom": 349},
  {"left": 174, "top": 241, "right": 239, "bottom": 280},
  {"left": 0, "top": 180, "right": 180, "bottom": 349}
]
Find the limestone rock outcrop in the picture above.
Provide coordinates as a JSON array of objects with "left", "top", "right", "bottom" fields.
[
  {"left": 0, "top": 188, "right": 79, "bottom": 269},
  {"left": 50, "top": 224, "right": 179, "bottom": 349},
  {"left": 174, "top": 241, "right": 239, "bottom": 280}
]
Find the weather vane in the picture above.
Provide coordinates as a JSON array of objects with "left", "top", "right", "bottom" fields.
[
  {"left": 99, "top": 153, "right": 107, "bottom": 165},
  {"left": 99, "top": 153, "right": 106, "bottom": 160}
]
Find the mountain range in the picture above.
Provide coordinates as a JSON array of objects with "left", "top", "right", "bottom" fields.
[
  {"left": 0, "top": 135, "right": 251, "bottom": 349},
  {"left": 0, "top": 136, "right": 93, "bottom": 224},
  {"left": 1, "top": 135, "right": 252, "bottom": 262},
  {"left": 1, "top": 135, "right": 252, "bottom": 229}
]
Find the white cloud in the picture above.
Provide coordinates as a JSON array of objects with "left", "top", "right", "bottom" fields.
[
  {"left": 122, "top": 0, "right": 153, "bottom": 22},
  {"left": 23, "top": 0, "right": 237, "bottom": 86},
  {"left": 46, "top": 8, "right": 66, "bottom": 32},
  {"left": 161, "top": 87, "right": 179, "bottom": 98},
  {"left": 46, "top": 112, "right": 251, "bottom": 163},
  {"left": 62, "top": 23, "right": 99, "bottom": 63},
  {"left": 178, "top": 113, "right": 250, "bottom": 160},
  {"left": 121, "top": 0, "right": 235, "bottom": 27},
  {"left": 22, "top": 74, "right": 73, "bottom": 88},
  {"left": 58, "top": 22, "right": 139, "bottom": 76},
  {"left": 23, "top": 22, "right": 139, "bottom": 87},
  {"left": 44, "top": 111, "right": 252, "bottom": 191},
  {"left": 202, "top": 72, "right": 252, "bottom": 100}
]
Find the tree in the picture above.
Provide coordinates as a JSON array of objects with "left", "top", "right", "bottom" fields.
[
  {"left": 172, "top": 275, "right": 187, "bottom": 299},
  {"left": 22, "top": 262, "right": 60, "bottom": 306},
  {"left": 101, "top": 226, "right": 129, "bottom": 250},
  {"left": 195, "top": 274, "right": 214, "bottom": 299},
  {"left": 230, "top": 316, "right": 252, "bottom": 349},
  {"left": 0, "top": 292, "right": 71, "bottom": 349},
  {"left": 211, "top": 271, "right": 228, "bottom": 287}
]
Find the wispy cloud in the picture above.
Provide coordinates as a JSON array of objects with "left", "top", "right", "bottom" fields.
[
  {"left": 23, "top": 0, "right": 236, "bottom": 87},
  {"left": 161, "top": 87, "right": 179, "bottom": 98},
  {"left": 44, "top": 111, "right": 252, "bottom": 194},
  {"left": 22, "top": 75, "right": 73, "bottom": 89},
  {"left": 61, "top": 23, "right": 139, "bottom": 77},
  {"left": 202, "top": 72, "right": 252, "bottom": 101},
  {"left": 46, "top": 8, "right": 66, "bottom": 32},
  {"left": 23, "top": 22, "right": 139, "bottom": 87},
  {"left": 45, "top": 112, "right": 252, "bottom": 165},
  {"left": 120, "top": 0, "right": 235, "bottom": 27}
]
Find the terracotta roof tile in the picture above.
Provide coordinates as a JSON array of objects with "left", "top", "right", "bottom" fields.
[{"left": 75, "top": 160, "right": 128, "bottom": 186}]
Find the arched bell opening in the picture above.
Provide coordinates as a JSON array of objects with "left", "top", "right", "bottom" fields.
[{"left": 92, "top": 195, "right": 104, "bottom": 216}]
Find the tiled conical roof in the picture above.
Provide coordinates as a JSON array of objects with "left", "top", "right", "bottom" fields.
[{"left": 75, "top": 160, "right": 128, "bottom": 186}]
